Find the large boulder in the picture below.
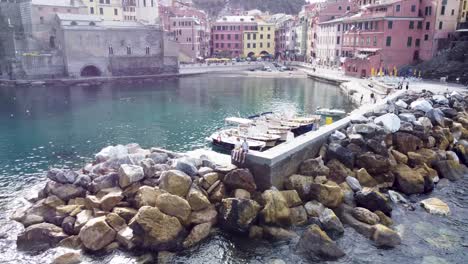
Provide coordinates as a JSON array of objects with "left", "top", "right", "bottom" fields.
[
  {"left": 218, "top": 198, "right": 261, "bottom": 233},
  {"left": 420, "top": 198, "right": 450, "bottom": 216},
  {"left": 319, "top": 208, "right": 344, "bottom": 239},
  {"left": 118, "top": 164, "right": 144, "bottom": 188},
  {"left": 355, "top": 168, "right": 378, "bottom": 187},
  {"left": 159, "top": 170, "right": 192, "bottom": 197},
  {"left": 352, "top": 207, "right": 380, "bottom": 225},
  {"left": 304, "top": 200, "right": 326, "bottom": 217},
  {"left": 112, "top": 207, "right": 138, "bottom": 222},
  {"left": 280, "top": 190, "right": 302, "bottom": 207},
  {"left": 129, "top": 206, "right": 184, "bottom": 251},
  {"left": 410, "top": 100, "right": 433, "bottom": 113},
  {"left": 223, "top": 169, "right": 257, "bottom": 193},
  {"left": 355, "top": 152, "right": 391, "bottom": 175},
  {"left": 134, "top": 186, "right": 164, "bottom": 208},
  {"left": 326, "top": 159, "right": 354, "bottom": 184},
  {"left": 182, "top": 223, "right": 212, "bottom": 248},
  {"left": 45, "top": 182, "right": 86, "bottom": 202},
  {"left": 327, "top": 143, "right": 355, "bottom": 168},
  {"left": 95, "top": 145, "right": 128, "bottom": 163},
  {"left": 100, "top": 190, "right": 124, "bottom": 212},
  {"left": 299, "top": 156, "right": 330, "bottom": 176},
  {"left": 175, "top": 159, "right": 198, "bottom": 177},
  {"left": 393, "top": 132, "right": 423, "bottom": 154},
  {"left": 260, "top": 190, "right": 291, "bottom": 226},
  {"left": 355, "top": 188, "right": 392, "bottom": 215},
  {"left": 393, "top": 164, "right": 425, "bottom": 195},
  {"left": 189, "top": 205, "right": 218, "bottom": 225},
  {"left": 314, "top": 181, "right": 344, "bottom": 208},
  {"left": 433, "top": 160, "right": 467, "bottom": 181},
  {"left": 374, "top": 113, "right": 401, "bottom": 133},
  {"left": 296, "top": 224, "right": 345, "bottom": 260},
  {"left": 89, "top": 173, "right": 119, "bottom": 193},
  {"left": 290, "top": 206, "right": 308, "bottom": 226},
  {"left": 47, "top": 169, "right": 77, "bottom": 184},
  {"left": 79, "top": 216, "right": 116, "bottom": 251},
  {"left": 17, "top": 223, "right": 68, "bottom": 251},
  {"left": 262, "top": 226, "right": 298, "bottom": 241},
  {"left": 426, "top": 108, "right": 445, "bottom": 127},
  {"left": 284, "top": 174, "right": 314, "bottom": 200},
  {"left": 187, "top": 187, "right": 211, "bottom": 211},
  {"left": 371, "top": 224, "right": 401, "bottom": 248},
  {"left": 155, "top": 193, "right": 192, "bottom": 223}
]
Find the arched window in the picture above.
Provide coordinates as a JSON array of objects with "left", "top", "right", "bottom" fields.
[
  {"left": 145, "top": 46, "right": 150, "bottom": 55},
  {"left": 126, "top": 46, "right": 132, "bottom": 55},
  {"left": 109, "top": 46, "right": 114, "bottom": 55}
]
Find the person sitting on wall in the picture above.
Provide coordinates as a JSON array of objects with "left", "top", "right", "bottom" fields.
[
  {"left": 232, "top": 137, "right": 242, "bottom": 162},
  {"left": 241, "top": 138, "right": 249, "bottom": 163}
]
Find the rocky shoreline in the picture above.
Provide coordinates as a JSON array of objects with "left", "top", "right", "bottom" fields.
[{"left": 10, "top": 90, "right": 468, "bottom": 263}]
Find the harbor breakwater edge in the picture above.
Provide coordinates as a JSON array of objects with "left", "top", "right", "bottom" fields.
[{"left": 6, "top": 89, "right": 468, "bottom": 263}]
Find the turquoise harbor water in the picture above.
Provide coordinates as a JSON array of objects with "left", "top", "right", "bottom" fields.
[{"left": 0, "top": 75, "right": 467, "bottom": 263}]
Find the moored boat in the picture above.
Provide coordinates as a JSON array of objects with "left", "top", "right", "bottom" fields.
[{"left": 315, "top": 107, "right": 346, "bottom": 117}]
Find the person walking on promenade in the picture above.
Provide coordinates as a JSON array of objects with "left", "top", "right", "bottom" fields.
[
  {"left": 406, "top": 81, "right": 409, "bottom": 90},
  {"left": 360, "top": 94, "right": 364, "bottom": 105}
]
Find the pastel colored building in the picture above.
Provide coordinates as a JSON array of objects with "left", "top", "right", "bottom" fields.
[
  {"left": 460, "top": 0, "right": 468, "bottom": 23},
  {"left": 82, "top": 0, "right": 124, "bottom": 21},
  {"left": 122, "top": 0, "right": 136, "bottom": 21},
  {"left": 211, "top": 16, "right": 257, "bottom": 58},
  {"left": 342, "top": 0, "right": 460, "bottom": 77},
  {"left": 243, "top": 22, "right": 275, "bottom": 57},
  {"left": 316, "top": 17, "right": 344, "bottom": 66},
  {"left": 274, "top": 16, "right": 297, "bottom": 59},
  {"left": 169, "top": 16, "right": 210, "bottom": 61}
]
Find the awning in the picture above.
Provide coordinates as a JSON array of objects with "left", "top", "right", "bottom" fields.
[{"left": 357, "top": 48, "right": 381, "bottom": 52}]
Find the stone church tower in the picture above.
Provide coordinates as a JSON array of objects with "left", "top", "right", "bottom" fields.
[{"left": 136, "top": 0, "right": 160, "bottom": 25}]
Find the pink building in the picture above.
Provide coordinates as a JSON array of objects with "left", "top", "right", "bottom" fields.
[
  {"left": 342, "top": 0, "right": 460, "bottom": 77},
  {"left": 211, "top": 16, "right": 257, "bottom": 58},
  {"left": 170, "top": 16, "right": 210, "bottom": 61}
]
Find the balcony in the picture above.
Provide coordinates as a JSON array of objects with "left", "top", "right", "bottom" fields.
[{"left": 456, "top": 22, "right": 468, "bottom": 31}]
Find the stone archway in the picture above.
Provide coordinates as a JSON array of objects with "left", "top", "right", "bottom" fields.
[
  {"left": 260, "top": 50, "right": 269, "bottom": 56},
  {"left": 247, "top": 52, "right": 255, "bottom": 58},
  {"left": 80, "top": 65, "right": 101, "bottom": 77}
]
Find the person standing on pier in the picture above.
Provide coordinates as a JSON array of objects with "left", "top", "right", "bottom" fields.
[{"left": 241, "top": 138, "right": 249, "bottom": 163}]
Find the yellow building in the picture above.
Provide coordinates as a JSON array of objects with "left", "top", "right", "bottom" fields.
[
  {"left": 82, "top": 0, "right": 124, "bottom": 21},
  {"left": 243, "top": 22, "right": 275, "bottom": 58},
  {"left": 460, "top": 0, "right": 468, "bottom": 23}
]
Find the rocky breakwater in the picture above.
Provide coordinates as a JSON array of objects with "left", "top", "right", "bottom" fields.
[{"left": 282, "top": 90, "right": 468, "bottom": 258}]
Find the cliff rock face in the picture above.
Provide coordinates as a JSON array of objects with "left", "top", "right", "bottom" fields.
[{"left": 411, "top": 41, "right": 468, "bottom": 83}]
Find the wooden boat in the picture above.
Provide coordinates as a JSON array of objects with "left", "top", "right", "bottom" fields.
[
  {"left": 208, "top": 131, "right": 266, "bottom": 151},
  {"left": 315, "top": 107, "right": 346, "bottom": 117}
]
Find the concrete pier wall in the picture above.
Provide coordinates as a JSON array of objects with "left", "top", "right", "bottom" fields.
[
  {"left": 240, "top": 88, "right": 406, "bottom": 190},
  {"left": 179, "top": 62, "right": 263, "bottom": 75}
]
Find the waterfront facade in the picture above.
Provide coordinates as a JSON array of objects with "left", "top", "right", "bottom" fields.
[
  {"left": 170, "top": 16, "right": 209, "bottom": 62},
  {"left": 211, "top": 16, "right": 256, "bottom": 58},
  {"left": 243, "top": 22, "right": 275, "bottom": 58},
  {"left": 316, "top": 17, "right": 344, "bottom": 66}
]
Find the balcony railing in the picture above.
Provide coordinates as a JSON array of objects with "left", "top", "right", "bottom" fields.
[{"left": 457, "top": 22, "right": 468, "bottom": 30}]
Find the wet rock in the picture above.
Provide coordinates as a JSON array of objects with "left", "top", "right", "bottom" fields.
[
  {"left": 47, "top": 169, "right": 78, "bottom": 184},
  {"left": 374, "top": 113, "right": 401, "bottom": 133},
  {"left": 440, "top": 107, "right": 458, "bottom": 118},
  {"left": 223, "top": 169, "right": 257, "bottom": 193},
  {"left": 73, "top": 209, "right": 93, "bottom": 233},
  {"left": 148, "top": 152, "right": 169, "bottom": 164},
  {"left": 100, "top": 191, "right": 123, "bottom": 212},
  {"left": 233, "top": 189, "right": 251, "bottom": 199},
  {"left": 201, "top": 172, "right": 220, "bottom": 190},
  {"left": 352, "top": 207, "right": 380, "bottom": 225},
  {"left": 299, "top": 156, "right": 330, "bottom": 177},
  {"left": 355, "top": 152, "right": 390, "bottom": 175},
  {"left": 296, "top": 224, "right": 345, "bottom": 260},
  {"left": 284, "top": 174, "right": 314, "bottom": 200},
  {"left": 159, "top": 170, "right": 192, "bottom": 197},
  {"left": 327, "top": 143, "right": 355, "bottom": 169},
  {"left": 280, "top": 190, "right": 302, "bottom": 207},
  {"left": 155, "top": 193, "right": 191, "bottom": 223},
  {"left": 140, "top": 158, "right": 157, "bottom": 178},
  {"left": 248, "top": 225, "right": 264, "bottom": 239},
  {"left": 129, "top": 206, "right": 184, "bottom": 251},
  {"left": 355, "top": 168, "right": 378, "bottom": 187},
  {"left": 349, "top": 134, "right": 365, "bottom": 146},
  {"left": 208, "top": 181, "right": 226, "bottom": 202},
  {"left": 263, "top": 226, "right": 298, "bottom": 241},
  {"left": 116, "top": 226, "right": 135, "bottom": 249},
  {"left": 374, "top": 210, "right": 393, "bottom": 226},
  {"left": 426, "top": 108, "right": 445, "bottom": 127},
  {"left": 393, "top": 132, "right": 423, "bottom": 154},
  {"left": 434, "top": 160, "right": 468, "bottom": 181},
  {"left": 304, "top": 200, "right": 325, "bottom": 217},
  {"left": 62, "top": 216, "right": 77, "bottom": 235},
  {"left": 79, "top": 216, "right": 116, "bottom": 251},
  {"left": 418, "top": 117, "right": 433, "bottom": 130},
  {"left": 393, "top": 164, "right": 425, "bottom": 195},
  {"left": 432, "top": 95, "right": 449, "bottom": 105},
  {"left": 198, "top": 167, "right": 214, "bottom": 177},
  {"left": 350, "top": 114, "right": 369, "bottom": 124},
  {"left": 17, "top": 223, "right": 68, "bottom": 251},
  {"left": 175, "top": 159, "right": 198, "bottom": 177},
  {"left": 395, "top": 100, "right": 408, "bottom": 109},
  {"left": 353, "top": 124, "right": 376, "bottom": 134},
  {"left": 420, "top": 198, "right": 450, "bottom": 216},
  {"left": 260, "top": 190, "right": 291, "bottom": 226},
  {"left": 52, "top": 251, "right": 81, "bottom": 264},
  {"left": 189, "top": 205, "right": 217, "bottom": 225},
  {"left": 371, "top": 224, "right": 401, "bottom": 248},
  {"left": 366, "top": 139, "right": 388, "bottom": 156},
  {"left": 336, "top": 204, "right": 375, "bottom": 238},
  {"left": 355, "top": 188, "right": 392, "bottom": 215},
  {"left": 57, "top": 235, "right": 82, "bottom": 249},
  {"left": 118, "top": 164, "right": 145, "bottom": 188},
  {"left": 183, "top": 222, "right": 212, "bottom": 248},
  {"left": 319, "top": 208, "right": 344, "bottom": 238},
  {"left": 315, "top": 181, "right": 344, "bottom": 208},
  {"left": 218, "top": 198, "right": 261, "bottom": 233},
  {"left": 329, "top": 130, "right": 347, "bottom": 142},
  {"left": 290, "top": 206, "right": 308, "bottom": 226},
  {"left": 345, "top": 176, "right": 362, "bottom": 192},
  {"left": 187, "top": 187, "right": 211, "bottom": 211}
]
